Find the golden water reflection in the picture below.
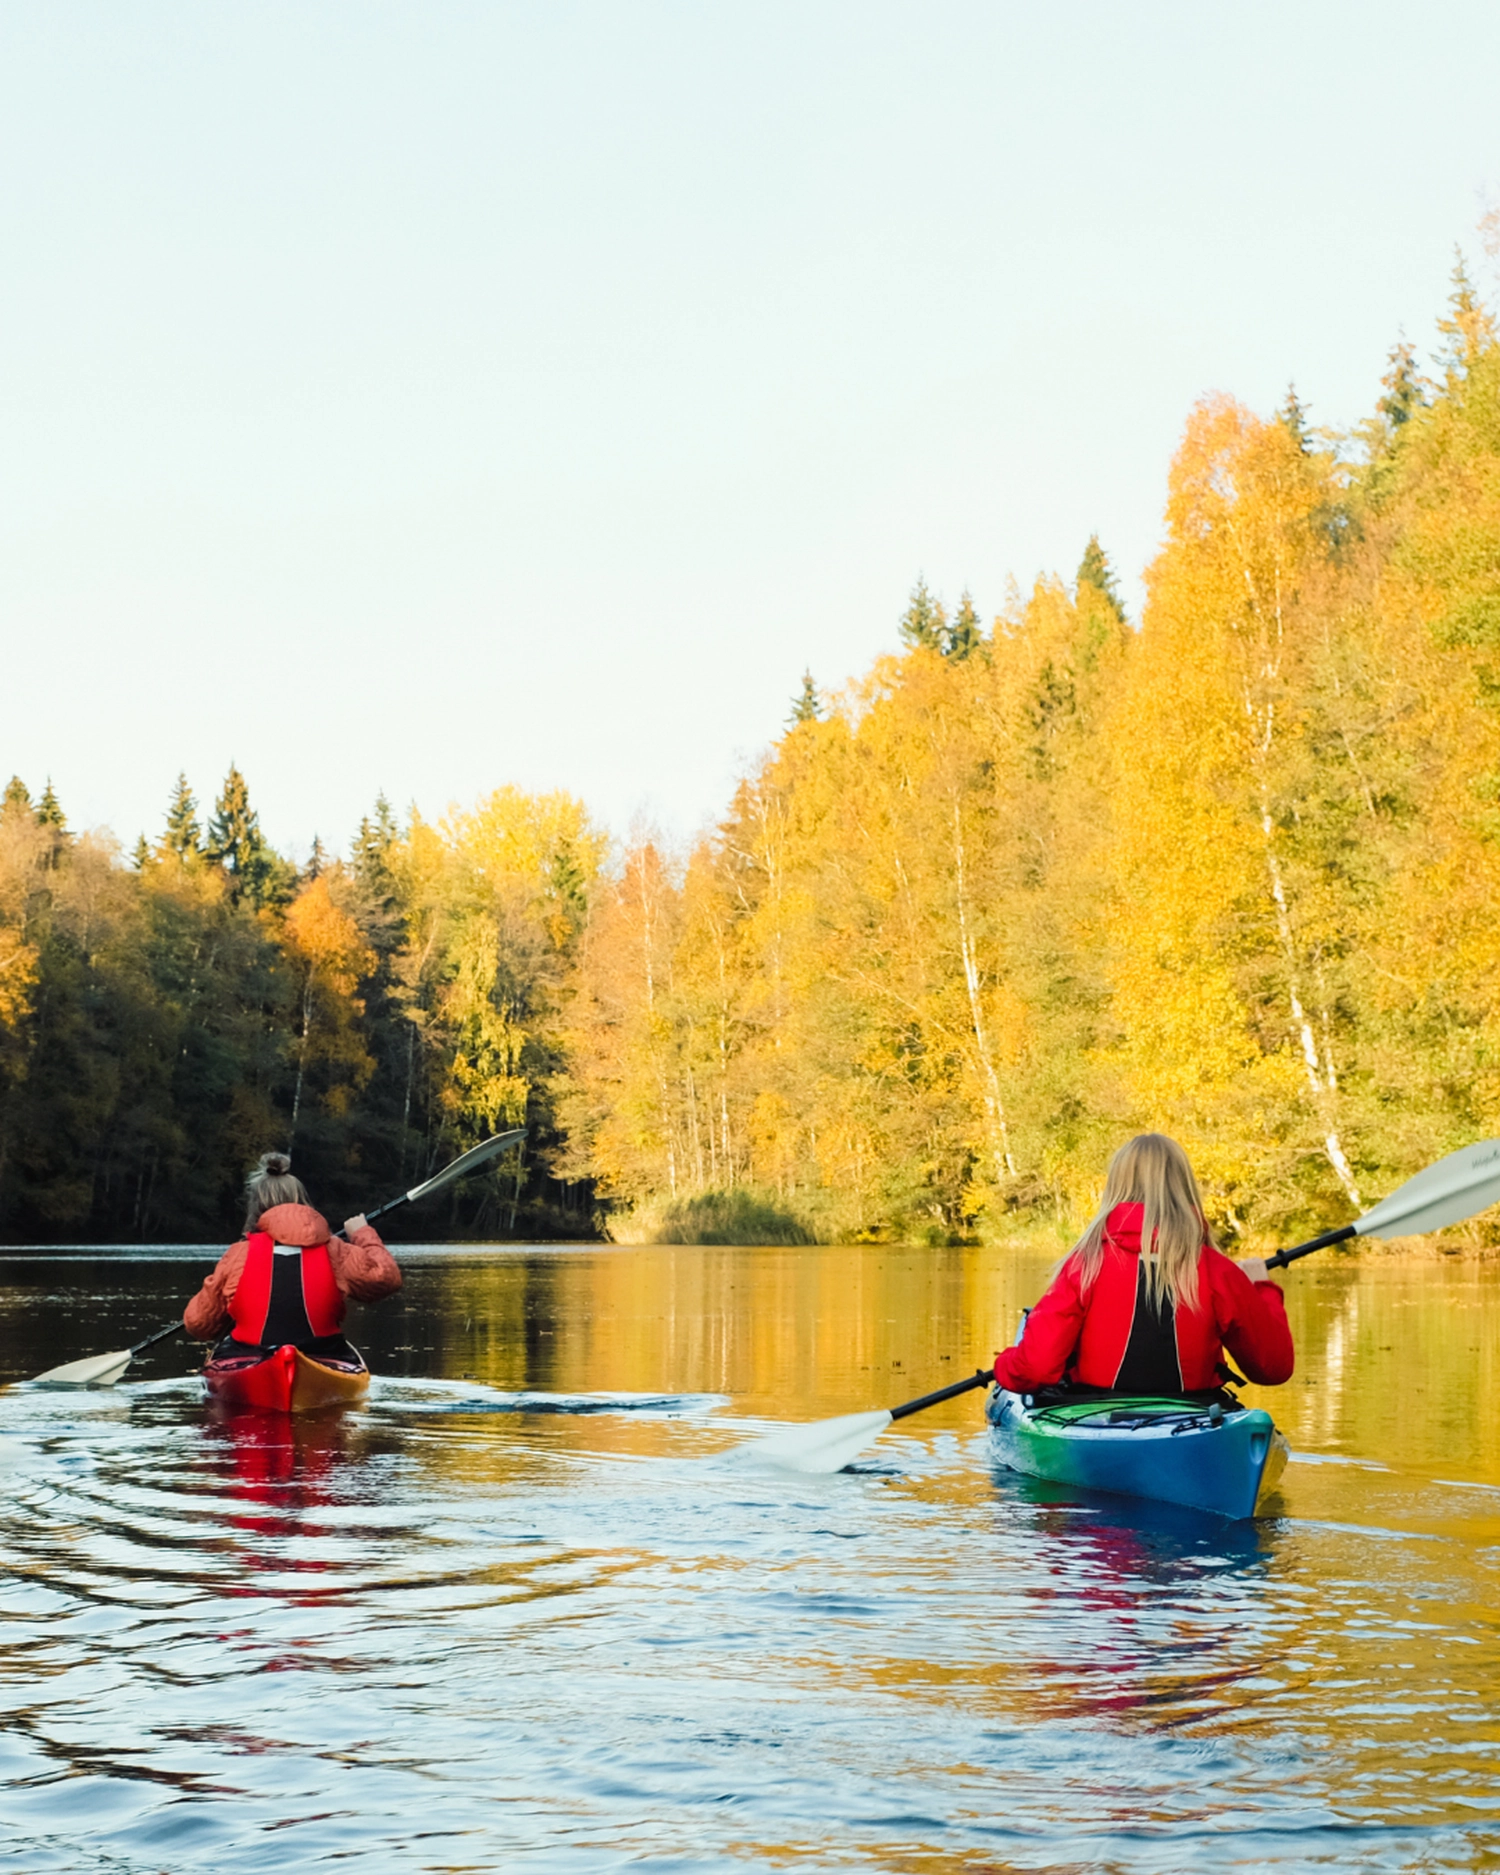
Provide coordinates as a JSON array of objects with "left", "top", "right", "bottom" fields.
[{"left": 355, "top": 1242, "right": 1500, "bottom": 1483}]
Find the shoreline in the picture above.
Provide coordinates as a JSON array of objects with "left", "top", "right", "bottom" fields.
[{"left": 1, "top": 1234, "right": 1496, "bottom": 1261}]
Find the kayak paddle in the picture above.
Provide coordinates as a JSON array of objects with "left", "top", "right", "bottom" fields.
[
  {"left": 363, "top": 1128, "right": 527, "bottom": 1223},
  {"left": 1266, "top": 1136, "right": 1500, "bottom": 1267},
  {"left": 735, "top": 1137, "right": 1500, "bottom": 1474},
  {"left": 32, "top": 1320, "right": 186, "bottom": 1389},
  {"left": 27, "top": 1129, "right": 527, "bottom": 1388},
  {"left": 729, "top": 1368, "right": 994, "bottom": 1473}
]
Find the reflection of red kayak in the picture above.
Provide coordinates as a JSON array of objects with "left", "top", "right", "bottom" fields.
[{"left": 203, "top": 1343, "right": 370, "bottom": 1413}]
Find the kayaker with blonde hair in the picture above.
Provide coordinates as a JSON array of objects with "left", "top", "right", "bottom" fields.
[
  {"left": 993, "top": 1133, "right": 1294, "bottom": 1397},
  {"left": 183, "top": 1151, "right": 403, "bottom": 1358}
]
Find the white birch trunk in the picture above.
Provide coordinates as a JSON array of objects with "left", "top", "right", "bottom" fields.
[{"left": 952, "top": 801, "right": 1017, "bottom": 1182}]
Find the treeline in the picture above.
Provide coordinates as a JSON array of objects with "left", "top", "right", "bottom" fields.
[
  {"left": 560, "top": 269, "right": 1500, "bottom": 1247},
  {"left": 4, "top": 269, "right": 1499, "bottom": 1245},
  {"left": 0, "top": 773, "right": 602, "bottom": 1240}
]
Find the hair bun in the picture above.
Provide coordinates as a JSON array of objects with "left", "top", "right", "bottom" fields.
[{"left": 258, "top": 1151, "right": 293, "bottom": 1176}]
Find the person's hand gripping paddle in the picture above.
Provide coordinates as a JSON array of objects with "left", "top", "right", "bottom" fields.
[
  {"left": 731, "top": 1137, "right": 1500, "bottom": 1474},
  {"left": 26, "top": 1129, "right": 526, "bottom": 1388}
]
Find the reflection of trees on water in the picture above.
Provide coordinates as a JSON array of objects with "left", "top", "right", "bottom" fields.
[
  {"left": 354, "top": 1242, "right": 1032, "bottom": 1419},
  {"left": 8, "top": 1246, "right": 1500, "bottom": 1496},
  {"left": 0, "top": 1252, "right": 218, "bottom": 1386},
  {"left": 1245, "top": 1260, "right": 1500, "bottom": 1475}
]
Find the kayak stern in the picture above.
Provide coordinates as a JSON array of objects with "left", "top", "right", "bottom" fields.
[
  {"left": 204, "top": 1344, "right": 370, "bottom": 1414},
  {"left": 988, "top": 1388, "right": 1288, "bottom": 1520}
]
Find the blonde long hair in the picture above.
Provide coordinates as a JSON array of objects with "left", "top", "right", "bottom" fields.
[{"left": 1066, "top": 1134, "right": 1214, "bottom": 1311}]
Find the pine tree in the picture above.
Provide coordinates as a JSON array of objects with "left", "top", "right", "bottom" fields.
[
  {"left": 206, "top": 764, "right": 280, "bottom": 906},
  {"left": 788, "top": 671, "right": 821, "bottom": 726},
  {"left": 898, "top": 577, "right": 946, "bottom": 651},
  {"left": 207, "top": 763, "right": 258, "bottom": 870},
  {"left": 1435, "top": 253, "right": 1496, "bottom": 383},
  {"left": 352, "top": 796, "right": 401, "bottom": 927},
  {"left": 131, "top": 834, "right": 151, "bottom": 869},
  {"left": 2, "top": 776, "right": 33, "bottom": 823},
  {"left": 548, "top": 832, "right": 591, "bottom": 945},
  {"left": 1377, "top": 338, "right": 1425, "bottom": 433},
  {"left": 162, "top": 773, "right": 202, "bottom": 860},
  {"left": 943, "top": 591, "right": 982, "bottom": 661},
  {"left": 353, "top": 794, "right": 399, "bottom": 887},
  {"left": 35, "top": 780, "right": 66, "bottom": 831},
  {"left": 305, "top": 836, "right": 328, "bottom": 882},
  {"left": 1279, "top": 383, "right": 1311, "bottom": 453},
  {"left": 1075, "top": 535, "right": 1127, "bottom": 626}
]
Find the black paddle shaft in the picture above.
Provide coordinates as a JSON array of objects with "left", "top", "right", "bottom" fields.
[
  {"left": 364, "top": 1191, "right": 414, "bottom": 1225},
  {"left": 364, "top": 1129, "right": 526, "bottom": 1224},
  {"left": 129, "top": 1321, "right": 186, "bottom": 1357},
  {"left": 1265, "top": 1223, "right": 1358, "bottom": 1271},
  {"left": 889, "top": 1368, "right": 993, "bottom": 1421}
]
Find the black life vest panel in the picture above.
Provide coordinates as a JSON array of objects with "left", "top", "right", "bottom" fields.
[{"left": 1112, "top": 1260, "right": 1184, "bottom": 1393}]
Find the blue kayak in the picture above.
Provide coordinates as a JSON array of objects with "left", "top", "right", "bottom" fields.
[{"left": 987, "top": 1387, "right": 1289, "bottom": 1520}]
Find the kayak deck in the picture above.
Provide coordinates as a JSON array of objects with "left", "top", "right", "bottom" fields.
[
  {"left": 203, "top": 1343, "right": 370, "bottom": 1414},
  {"left": 987, "top": 1387, "right": 1289, "bottom": 1519}
]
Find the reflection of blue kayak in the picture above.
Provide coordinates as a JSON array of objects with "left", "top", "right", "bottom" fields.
[{"left": 987, "top": 1388, "right": 1289, "bottom": 1520}]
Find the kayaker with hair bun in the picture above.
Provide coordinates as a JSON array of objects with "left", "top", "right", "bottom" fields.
[
  {"left": 993, "top": 1133, "right": 1294, "bottom": 1397},
  {"left": 183, "top": 1151, "right": 403, "bottom": 1359}
]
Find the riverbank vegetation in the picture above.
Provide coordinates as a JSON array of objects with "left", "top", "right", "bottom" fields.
[{"left": 4, "top": 270, "right": 1499, "bottom": 1245}]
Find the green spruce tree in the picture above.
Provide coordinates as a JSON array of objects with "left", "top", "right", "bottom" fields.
[
  {"left": 162, "top": 772, "right": 202, "bottom": 861},
  {"left": 33, "top": 779, "right": 68, "bottom": 869},
  {"left": 943, "top": 591, "right": 982, "bottom": 661},
  {"left": 1279, "top": 383, "right": 1311, "bottom": 453},
  {"left": 1436, "top": 253, "right": 1495, "bottom": 384},
  {"left": 788, "top": 670, "right": 821, "bottom": 726},
  {"left": 898, "top": 576, "right": 946, "bottom": 651},
  {"left": 353, "top": 795, "right": 399, "bottom": 892},
  {"left": 206, "top": 763, "right": 284, "bottom": 907},
  {"left": 1076, "top": 535, "right": 1127, "bottom": 626},
  {"left": 548, "top": 832, "right": 590, "bottom": 941},
  {"left": 35, "top": 780, "right": 66, "bottom": 831},
  {"left": 1377, "top": 338, "right": 1426, "bottom": 434}
]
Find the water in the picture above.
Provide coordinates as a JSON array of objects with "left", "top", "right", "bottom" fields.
[{"left": 1, "top": 1241, "right": 1497, "bottom": 1873}]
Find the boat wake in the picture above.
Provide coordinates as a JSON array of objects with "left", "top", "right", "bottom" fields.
[{"left": 369, "top": 1378, "right": 728, "bottom": 1417}]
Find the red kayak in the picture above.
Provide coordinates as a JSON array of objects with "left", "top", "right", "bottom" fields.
[{"left": 203, "top": 1343, "right": 370, "bottom": 1413}]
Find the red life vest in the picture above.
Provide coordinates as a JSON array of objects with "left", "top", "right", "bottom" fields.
[{"left": 229, "top": 1231, "right": 344, "bottom": 1346}]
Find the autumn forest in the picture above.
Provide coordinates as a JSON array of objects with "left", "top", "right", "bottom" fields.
[{"left": 4, "top": 271, "right": 1500, "bottom": 1247}]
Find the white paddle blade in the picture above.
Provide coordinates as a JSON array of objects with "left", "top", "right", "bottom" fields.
[
  {"left": 731, "top": 1409, "right": 893, "bottom": 1474},
  {"left": 1356, "top": 1138, "right": 1500, "bottom": 1239},
  {"left": 404, "top": 1128, "right": 526, "bottom": 1205},
  {"left": 31, "top": 1349, "right": 135, "bottom": 1388}
]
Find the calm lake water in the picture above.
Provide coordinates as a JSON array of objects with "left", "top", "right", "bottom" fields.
[{"left": 1, "top": 1241, "right": 1497, "bottom": 1873}]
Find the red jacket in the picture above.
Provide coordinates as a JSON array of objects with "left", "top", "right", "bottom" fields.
[
  {"left": 993, "top": 1203, "right": 1294, "bottom": 1394},
  {"left": 183, "top": 1202, "right": 402, "bottom": 1340}
]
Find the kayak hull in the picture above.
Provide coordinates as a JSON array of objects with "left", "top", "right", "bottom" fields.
[
  {"left": 203, "top": 1343, "right": 370, "bottom": 1414},
  {"left": 987, "top": 1387, "right": 1289, "bottom": 1520}
]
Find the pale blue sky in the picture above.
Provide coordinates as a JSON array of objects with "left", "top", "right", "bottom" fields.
[{"left": 2, "top": 2, "right": 1497, "bottom": 856}]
